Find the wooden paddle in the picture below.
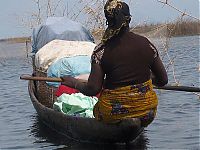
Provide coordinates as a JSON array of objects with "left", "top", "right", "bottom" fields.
[
  {"left": 154, "top": 85, "right": 200, "bottom": 92},
  {"left": 20, "top": 74, "right": 200, "bottom": 92},
  {"left": 20, "top": 74, "right": 63, "bottom": 82}
]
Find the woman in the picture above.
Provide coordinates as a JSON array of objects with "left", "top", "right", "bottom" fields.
[{"left": 61, "top": 0, "right": 168, "bottom": 126}]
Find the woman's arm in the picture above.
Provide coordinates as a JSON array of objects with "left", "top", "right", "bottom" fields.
[
  {"left": 61, "top": 63, "right": 105, "bottom": 96},
  {"left": 146, "top": 39, "right": 168, "bottom": 87},
  {"left": 150, "top": 56, "right": 168, "bottom": 87}
]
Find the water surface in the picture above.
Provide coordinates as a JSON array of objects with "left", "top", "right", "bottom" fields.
[{"left": 0, "top": 36, "right": 199, "bottom": 149}]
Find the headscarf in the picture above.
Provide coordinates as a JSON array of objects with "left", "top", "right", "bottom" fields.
[{"left": 101, "top": 0, "right": 131, "bottom": 44}]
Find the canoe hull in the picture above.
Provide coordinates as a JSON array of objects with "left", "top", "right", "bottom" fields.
[{"left": 28, "top": 80, "right": 144, "bottom": 143}]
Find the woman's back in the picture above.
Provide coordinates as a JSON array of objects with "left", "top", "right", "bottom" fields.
[{"left": 101, "top": 31, "right": 157, "bottom": 89}]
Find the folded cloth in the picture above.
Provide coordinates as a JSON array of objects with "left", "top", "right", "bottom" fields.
[
  {"left": 56, "top": 84, "right": 101, "bottom": 98},
  {"left": 93, "top": 79, "right": 158, "bottom": 124},
  {"left": 53, "top": 93, "right": 98, "bottom": 118}
]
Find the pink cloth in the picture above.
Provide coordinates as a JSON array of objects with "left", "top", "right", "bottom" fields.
[{"left": 56, "top": 85, "right": 101, "bottom": 98}]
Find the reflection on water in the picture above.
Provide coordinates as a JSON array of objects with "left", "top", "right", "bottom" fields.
[
  {"left": 0, "top": 36, "right": 199, "bottom": 149},
  {"left": 30, "top": 115, "right": 149, "bottom": 150}
]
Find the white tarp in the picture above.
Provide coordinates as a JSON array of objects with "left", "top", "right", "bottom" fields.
[{"left": 32, "top": 17, "right": 94, "bottom": 53}]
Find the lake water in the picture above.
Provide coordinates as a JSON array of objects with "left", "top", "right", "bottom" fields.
[{"left": 0, "top": 36, "right": 199, "bottom": 150}]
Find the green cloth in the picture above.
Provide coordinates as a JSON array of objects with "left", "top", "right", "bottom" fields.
[{"left": 53, "top": 93, "right": 98, "bottom": 118}]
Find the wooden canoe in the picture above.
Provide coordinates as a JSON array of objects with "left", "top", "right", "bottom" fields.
[{"left": 28, "top": 80, "right": 144, "bottom": 144}]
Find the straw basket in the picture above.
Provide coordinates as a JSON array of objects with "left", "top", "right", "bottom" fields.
[{"left": 32, "top": 56, "right": 57, "bottom": 108}]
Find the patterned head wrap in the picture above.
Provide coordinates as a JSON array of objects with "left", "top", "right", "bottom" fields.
[{"left": 102, "top": 0, "right": 131, "bottom": 44}]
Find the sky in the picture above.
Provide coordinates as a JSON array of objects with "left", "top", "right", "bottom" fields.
[{"left": 0, "top": 0, "right": 199, "bottom": 39}]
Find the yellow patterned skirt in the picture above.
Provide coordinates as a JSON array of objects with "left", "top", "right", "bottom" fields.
[{"left": 93, "top": 80, "right": 158, "bottom": 124}]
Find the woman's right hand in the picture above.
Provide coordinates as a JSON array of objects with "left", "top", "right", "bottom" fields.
[{"left": 61, "top": 76, "right": 77, "bottom": 88}]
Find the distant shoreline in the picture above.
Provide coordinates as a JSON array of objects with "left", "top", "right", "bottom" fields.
[
  {"left": 0, "top": 37, "right": 31, "bottom": 43},
  {"left": 132, "top": 20, "right": 200, "bottom": 37},
  {"left": 1, "top": 34, "right": 198, "bottom": 45}
]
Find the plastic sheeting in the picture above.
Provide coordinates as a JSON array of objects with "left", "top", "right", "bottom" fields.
[
  {"left": 34, "top": 40, "right": 96, "bottom": 70},
  {"left": 47, "top": 56, "right": 91, "bottom": 87},
  {"left": 32, "top": 17, "right": 94, "bottom": 53},
  {"left": 53, "top": 93, "right": 98, "bottom": 118}
]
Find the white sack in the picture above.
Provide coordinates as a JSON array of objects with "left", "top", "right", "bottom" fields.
[{"left": 35, "top": 40, "right": 96, "bottom": 70}]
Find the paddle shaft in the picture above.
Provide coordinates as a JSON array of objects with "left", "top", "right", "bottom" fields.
[
  {"left": 20, "top": 75, "right": 200, "bottom": 92},
  {"left": 154, "top": 86, "right": 200, "bottom": 92},
  {"left": 20, "top": 74, "right": 62, "bottom": 82}
]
